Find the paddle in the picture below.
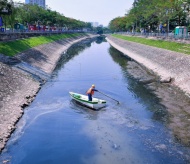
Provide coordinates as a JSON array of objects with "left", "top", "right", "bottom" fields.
[{"left": 97, "top": 90, "right": 120, "bottom": 104}]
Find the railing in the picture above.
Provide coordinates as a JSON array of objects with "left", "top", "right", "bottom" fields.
[
  {"left": 115, "top": 32, "right": 190, "bottom": 40},
  {"left": 0, "top": 29, "right": 85, "bottom": 34},
  {"left": 0, "top": 30, "right": 87, "bottom": 41}
]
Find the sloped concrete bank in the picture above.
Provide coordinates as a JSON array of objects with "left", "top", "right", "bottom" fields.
[
  {"left": 0, "top": 34, "right": 97, "bottom": 152},
  {"left": 106, "top": 35, "right": 190, "bottom": 96},
  {"left": 106, "top": 35, "right": 190, "bottom": 146}
]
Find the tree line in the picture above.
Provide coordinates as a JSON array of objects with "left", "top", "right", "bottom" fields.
[
  {"left": 109, "top": 0, "right": 190, "bottom": 33},
  {"left": 0, "top": 0, "right": 93, "bottom": 31}
]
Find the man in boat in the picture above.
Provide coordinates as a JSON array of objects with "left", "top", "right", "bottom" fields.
[{"left": 86, "top": 84, "right": 98, "bottom": 101}]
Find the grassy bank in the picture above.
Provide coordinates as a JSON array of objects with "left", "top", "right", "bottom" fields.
[
  {"left": 112, "top": 34, "right": 190, "bottom": 55},
  {"left": 0, "top": 33, "right": 84, "bottom": 56}
]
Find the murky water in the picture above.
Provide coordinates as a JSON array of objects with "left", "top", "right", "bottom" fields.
[{"left": 0, "top": 37, "right": 190, "bottom": 164}]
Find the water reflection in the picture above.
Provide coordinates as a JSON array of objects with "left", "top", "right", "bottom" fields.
[
  {"left": 54, "top": 39, "right": 93, "bottom": 71},
  {"left": 109, "top": 46, "right": 129, "bottom": 67},
  {"left": 95, "top": 36, "right": 107, "bottom": 44},
  {"left": 70, "top": 100, "right": 100, "bottom": 120},
  {"left": 109, "top": 46, "right": 169, "bottom": 123}
]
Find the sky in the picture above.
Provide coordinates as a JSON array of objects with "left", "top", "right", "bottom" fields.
[{"left": 13, "top": 0, "right": 134, "bottom": 26}]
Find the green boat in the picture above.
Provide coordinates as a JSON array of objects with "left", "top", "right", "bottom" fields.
[{"left": 69, "top": 92, "right": 106, "bottom": 109}]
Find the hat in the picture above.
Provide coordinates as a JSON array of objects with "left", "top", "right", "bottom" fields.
[{"left": 92, "top": 84, "right": 95, "bottom": 87}]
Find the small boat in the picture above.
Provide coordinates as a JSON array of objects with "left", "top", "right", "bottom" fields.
[{"left": 69, "top": 92, "right": 106, "bottom": 109}]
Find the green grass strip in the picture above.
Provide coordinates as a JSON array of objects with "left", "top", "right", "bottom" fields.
[
  {"left": 112, "top": 34, "right": 190, "bottom": 55},
  {"left": 0, "top": 33, "right": 84, "bottom": 56}
]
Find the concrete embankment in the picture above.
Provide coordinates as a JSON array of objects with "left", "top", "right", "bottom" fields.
[
  {"left": 107, "top": 35, "right": 190, "bottom": 146},
  {"left": 0, "top": 34, "right": 97, "bottom": 152},
  {"left": 106, "top": 35, "right": 190, "bottom": 96}
]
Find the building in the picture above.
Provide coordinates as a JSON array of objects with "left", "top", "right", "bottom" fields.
[
  {"left": 25, "top": 0, "right": 46, "bottom": 8},
  {"left": 90, "top": 22, "right": 99, "bottom": 27}
]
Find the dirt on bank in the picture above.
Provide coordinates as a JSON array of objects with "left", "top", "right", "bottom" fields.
[
  {"left": 0, "top": 34, "right": 98, "bottom": 152},
  {"left": 106, "top": 35, "right": 190, "bottom": 146}
]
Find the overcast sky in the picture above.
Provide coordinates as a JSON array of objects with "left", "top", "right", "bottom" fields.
[{"left": 13, "top": 0, "right": 134, "bottom": 26}]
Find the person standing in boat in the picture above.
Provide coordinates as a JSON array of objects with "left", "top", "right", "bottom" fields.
[{"left": 86, "top": 84, "right": 98, "bottom": 101}]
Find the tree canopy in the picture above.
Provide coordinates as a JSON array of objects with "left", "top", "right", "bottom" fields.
[
  {"left": 0, "top": 1, "right": 93, "bottom": 31},
  {"left": 109, "top": 0, "right": 190, "bottom": 32},
  {"left": 0, "top": 0, "right": 12, "bottom": 15}
]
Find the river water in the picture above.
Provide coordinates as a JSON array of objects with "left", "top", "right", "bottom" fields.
[{"left": 0, "top": 37, "right": 190, "bottom": 164}]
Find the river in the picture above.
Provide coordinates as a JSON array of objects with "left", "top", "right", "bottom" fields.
[{"left": 0, "top": 37, "right": 190, "bottom": 164}]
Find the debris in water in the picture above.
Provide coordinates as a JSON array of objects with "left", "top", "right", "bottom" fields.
[
  {"left": 112, "top": 143, "right": 120, "bottom": 150},
  {"left": 3, "top": 160, "right": 10, "bottom": 164},
  {"left": 155, "top": 144, "right": 167, "bottom": 151}
]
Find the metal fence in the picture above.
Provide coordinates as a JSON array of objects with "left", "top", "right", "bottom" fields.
[
  {"left": 0, "top": 30, "right": 87, "bottom": 41},
  {"left": 115, "top": 32, "right": 190, "bottom": 40},
  {"left": 0, "top": 29, "right": 85, "bottom": 34}
]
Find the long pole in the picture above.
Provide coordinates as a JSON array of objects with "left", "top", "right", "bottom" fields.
[{"left": 97, "top": 91, "right": 120, "bottom": 104}]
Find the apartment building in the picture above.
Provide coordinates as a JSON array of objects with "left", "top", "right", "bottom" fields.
[{"left": 25, "top": 0, "right": 45, "bottom": 8}]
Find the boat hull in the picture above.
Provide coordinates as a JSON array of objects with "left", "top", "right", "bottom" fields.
[{"left": 69, "top": 92, "right": 106, "bottom": 109}]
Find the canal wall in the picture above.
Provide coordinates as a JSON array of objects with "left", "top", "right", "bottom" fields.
[
  {"left": 106, "top": 35, "right": 190, "bottom": 97},
  {"left": 0, "top": 34, "right": 98, "bottom": 152}
]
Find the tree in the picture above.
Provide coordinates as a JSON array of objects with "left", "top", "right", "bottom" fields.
[
  {"left": 0, "top": 0, "right": 12, "bottom": 15},
  {"left": 0, "top": 0, "right": 14, "bottom": 31},
  {"left": 8, "top": 2, "right": 90, "bottom": 31},
  {"left": 109, "top": 0, "right": 189, "bottom": 33},
  {"left": 109, "top": 16, "right": 129, "bottom": 32}
]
